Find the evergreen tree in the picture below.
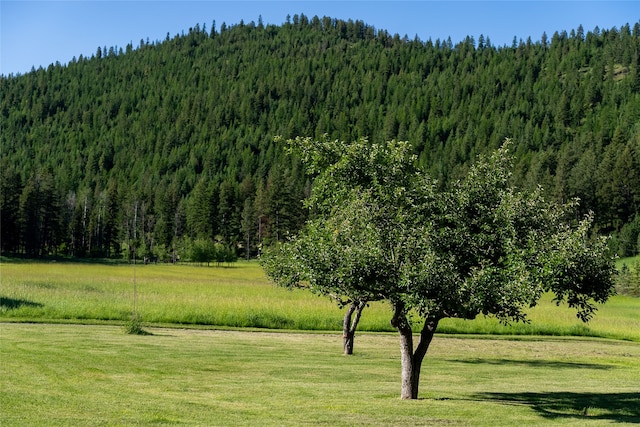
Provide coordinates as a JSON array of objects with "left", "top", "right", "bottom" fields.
[{"left": 0, "top": 164, "right": 23, "bottom": 253}]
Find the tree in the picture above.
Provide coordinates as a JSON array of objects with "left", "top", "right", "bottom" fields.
[
  {"left": 263, "top": 207, "right": 383, "bottom": 354},
  {"left": 264, "top": 164, "right": 306, "bottom": 243},
  {"left": 19, "top": 169, "right": 61, "bottom": 256},
  {"left": 263, "top": 136, "right": 616, "bottom": 399},
  {"left": 263, "top": 136, "right": 416, "bottom": 354},
  {"left": 102, "top": 180, "right": 120, "bottom": 257},
  {"left": 240, "top": 197, "right": 256, "bottom": 259},
  {"left": 154, "top": 182, "right": 179, "bottom": 249},
  {"left": 0, "top": 164, "right": 23, "bottom": 253},
  {"left": 186, "top": 178, "right": 216, "bottom": 240},
  {"left": 218, "top": 178, "right": 239, "bottom": 246},
  {"left": 189, "top": 238, "right": 216, "bottom": 266}
]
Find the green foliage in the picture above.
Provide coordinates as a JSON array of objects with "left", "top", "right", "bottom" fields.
[
  {"left": 264, "top": 138, "right": 617, "bottom": 326},
  {"left": 184, "top": 238, "right": 238, "bottom": 266},
  {"left": 123, "top": 312, "right": 150, "bottom": 335},
  {"left": 611, "top": 214, "right": 640, "bottom": 257},
  {"left": 1, "top": 17, "right": 639, "bottom": 259},
  {"left": 264, "top": 136, "right": 428, "bottom": 309},
  {"left": 188, "top": 238, "right": 217, "bottom": 265},
  {"left": 617, "top": 260, "right": 640, "bottom": 296}
]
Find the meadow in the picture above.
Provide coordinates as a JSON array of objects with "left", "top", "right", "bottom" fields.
[
  {"left": 1, "top": 259, "right": 640, "bottom": 341},
  {"left": 2, "top": 259, "right": 640, "bottom": 425}
]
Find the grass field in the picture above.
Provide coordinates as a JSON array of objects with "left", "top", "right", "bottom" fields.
[
  {"left": 1, "top": 323, "right": 639, "bottom": 426},
  {"left": 2, "top": 260, "right": 639, "bottom": 425},
  {"left": 1, "top": 259, "right": 639, "bottom": 341}
]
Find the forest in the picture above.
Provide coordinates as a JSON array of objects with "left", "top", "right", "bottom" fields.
[{"left": 1, "top": 14, "right": 639, "bottom": 261}]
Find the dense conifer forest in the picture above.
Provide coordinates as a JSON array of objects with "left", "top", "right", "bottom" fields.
[{"left": 1, "top": 15, "right": 639, "bottom": 260}]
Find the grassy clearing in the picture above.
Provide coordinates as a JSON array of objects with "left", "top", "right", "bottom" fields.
[
  {"left": 1, "top": 260, "right": 639, "bottom": 341},
  {"left": 1, "top": 323, "right": 639, "bottom": 426}
]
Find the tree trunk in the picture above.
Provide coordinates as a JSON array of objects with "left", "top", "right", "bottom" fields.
[
  {"left": 342, "top": 300, "right": 366, "bottom": 355},
  {"left": 391, "top": 301, "right": 439, "bottom": 399}
]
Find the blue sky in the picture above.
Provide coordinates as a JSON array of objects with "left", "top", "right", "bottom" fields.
[{"left": 1, "top": 1, "right": 638, "bottom": 76}]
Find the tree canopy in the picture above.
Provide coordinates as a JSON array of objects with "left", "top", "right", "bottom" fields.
[{"left": 262, "top": 136, "right": 616, "bottom": 399}]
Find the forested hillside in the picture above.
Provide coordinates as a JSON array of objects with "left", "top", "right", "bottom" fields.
[{"left": 1, "top": 15, "right": 639, "bottom": 260}]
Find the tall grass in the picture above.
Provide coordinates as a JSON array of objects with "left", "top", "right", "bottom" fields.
[
  {"left": 439, "top": 293, "right": 640, "bottom": 341},
  {"left": 2, "top": 259, "right": 639, "bottom": 341},
  {"left": 0, "top": 261, "right": 355, "bottom": 329}
]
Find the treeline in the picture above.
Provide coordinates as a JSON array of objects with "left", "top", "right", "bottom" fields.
[
  {"left": 0, "top": 159, "right": 306, "bottom": 260},
  {"left": 1, "top": 15, "right": 639, "bottom": 260}
]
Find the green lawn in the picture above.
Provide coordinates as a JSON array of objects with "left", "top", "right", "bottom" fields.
[
  {"left": 2, "top": 260, "right": 639, "bottom": 425},
  {"left": 2, "top": 260, "right": 639, "bottom": 341},
  {"left": 1, "top": 323, "right": 639, "bottom": 426}
]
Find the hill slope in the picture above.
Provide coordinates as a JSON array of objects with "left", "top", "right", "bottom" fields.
[{"left": 1, "top": 15, "right": 639, "bottom": 258}]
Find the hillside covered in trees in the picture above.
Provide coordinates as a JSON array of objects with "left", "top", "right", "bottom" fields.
[{"left": 1, "top": 15, "right": 639, "bottom": 260}]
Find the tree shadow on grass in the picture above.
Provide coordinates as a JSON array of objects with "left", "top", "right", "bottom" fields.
[
  {"left": 0, "top": 297, "right": 43, "bottom": 310},
  {"left": 447, "top": 358, "right": 613, "bottom": 370},
  {"left": 474, "top": 391, "right": 640, "bottom": 423}
]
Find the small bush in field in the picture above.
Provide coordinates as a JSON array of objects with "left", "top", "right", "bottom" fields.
[
  {"left": 616, "top": 261, "right": 640, "bottom": 297},
  {"left": 124, "top": 313, "right": 151, "bottom": 335}
]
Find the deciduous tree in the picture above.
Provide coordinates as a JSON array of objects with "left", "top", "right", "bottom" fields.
[{"left": 263, "top": 136, "right": 616, "bottom": 399}]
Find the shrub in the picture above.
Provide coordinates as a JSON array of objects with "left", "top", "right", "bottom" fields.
[
  {"left": 124, "top": 313, "right": 151, "bottom": 335},
  {"left": 616, "top": 261, "right": 640, "bottom": 296}
]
